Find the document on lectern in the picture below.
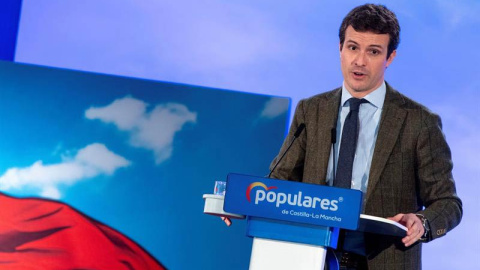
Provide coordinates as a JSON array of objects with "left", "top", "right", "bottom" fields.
[{"left": 357, "top": 214, "right": 407, "bottom": 237}]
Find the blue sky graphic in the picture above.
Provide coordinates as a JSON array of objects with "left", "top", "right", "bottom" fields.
[{"left": 0, "top": 61, "right": 289, "bottom": 269}]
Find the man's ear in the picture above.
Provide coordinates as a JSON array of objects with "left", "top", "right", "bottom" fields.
[{"left": 386, "top": 50, "right": 397, "bottom": 67}]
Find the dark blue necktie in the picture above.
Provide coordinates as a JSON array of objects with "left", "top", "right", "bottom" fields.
[{"left": 334, "top": 98, "right": 368, "bottom": 188}]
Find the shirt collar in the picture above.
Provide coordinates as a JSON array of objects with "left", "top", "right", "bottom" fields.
[{"left": 341, "top": 81, "right": 386, "bottom": 109}]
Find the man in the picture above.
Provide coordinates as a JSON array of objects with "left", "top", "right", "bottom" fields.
[{"left": 268, "top": 4, "right": 462, "bottom": 270}]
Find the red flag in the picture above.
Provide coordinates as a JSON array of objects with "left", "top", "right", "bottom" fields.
[{"left": 0, "top": 193, "right": 166, "bottom": 270}]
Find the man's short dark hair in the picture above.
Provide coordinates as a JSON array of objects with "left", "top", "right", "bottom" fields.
[{"left": 339, "top": 4, "right": 400, "bottom": 59}]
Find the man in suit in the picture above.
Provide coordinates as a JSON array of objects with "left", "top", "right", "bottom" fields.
[{"left": 269, "top": 4, "right": 462, "bottom": 270}]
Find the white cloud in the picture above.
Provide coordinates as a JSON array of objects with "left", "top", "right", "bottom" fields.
[
  {"left": 260, "top": 98, "right": 289, "bottom": 119},
  {"left": 0, "top": 143, "right": 130, "bottom": 199},
  {"left": 85, "top": 97, "right": 197, "bottom": 164},
  {"left": 76, "top": 143, "right": 131, "bottom": 174},
  {"left": 85, "top": 97, "right": 147, "bottom": 130}
]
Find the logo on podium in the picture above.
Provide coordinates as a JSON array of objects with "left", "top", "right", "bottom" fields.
[{"left": 224, "top": 174, "right": 363, "bottom": 230}]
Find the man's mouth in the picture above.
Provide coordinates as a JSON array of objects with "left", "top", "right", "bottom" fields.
[{"left": 352, "top": 71, "right": 366, "bottom": 78}]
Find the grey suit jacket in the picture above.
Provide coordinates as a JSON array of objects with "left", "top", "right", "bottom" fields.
[{"left": 269, "top": 83, "right": 462, "bottom": 270}]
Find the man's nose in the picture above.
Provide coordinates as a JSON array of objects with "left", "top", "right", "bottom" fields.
[{"left": 353, "top": 51, "right": 367, "bottom": 66}]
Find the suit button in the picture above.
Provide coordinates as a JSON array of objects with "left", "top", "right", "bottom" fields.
[{"left": 436, "top": 229, "right": 446, "bottom": 235}]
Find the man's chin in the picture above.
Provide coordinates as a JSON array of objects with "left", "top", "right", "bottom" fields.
[
  {"left": 351, "top": 87, "right": 369, "bottom": 93},
  {"left": 348, "top": 84, "right": 369, "bottom": 93}
]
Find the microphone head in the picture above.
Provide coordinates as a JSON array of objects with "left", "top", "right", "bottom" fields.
[{"left": 294, "top": 123, "right": 306, "bottom": 137}]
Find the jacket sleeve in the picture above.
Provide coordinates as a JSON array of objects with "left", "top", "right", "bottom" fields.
[{"left": 415, "top": 112, "right": 462, "bottom": 242}]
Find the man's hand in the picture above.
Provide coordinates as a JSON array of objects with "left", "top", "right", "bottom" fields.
[
  {"left": 388, "top": 213, "right": 424, "bottom": 247},
  {"left": 220, "top": 216, "right": 232, "bottom": 226}
]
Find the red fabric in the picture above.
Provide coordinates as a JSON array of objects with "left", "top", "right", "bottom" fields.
[{"left": 0, "top": 193, "right": 165, "bottom": 270}]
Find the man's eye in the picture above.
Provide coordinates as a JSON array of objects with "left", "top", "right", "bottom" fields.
[
  {"left": 349, "top": 46, "right": 357, "bottom": 50},
  {"left": 371, "top": 49, "right": 379, "bottom": 55}
]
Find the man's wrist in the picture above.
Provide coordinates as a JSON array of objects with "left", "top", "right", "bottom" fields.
[{"left": 415, "top": 213, "right": 430, "bottom": 242}]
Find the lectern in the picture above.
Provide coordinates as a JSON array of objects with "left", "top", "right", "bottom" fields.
[{"left": 203, "top": 173, "right": 406, "bottom": 270}]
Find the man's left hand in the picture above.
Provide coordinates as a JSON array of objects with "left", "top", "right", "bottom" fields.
[{"left": 388, "top": 213, "right": 424, "bottom": 247}]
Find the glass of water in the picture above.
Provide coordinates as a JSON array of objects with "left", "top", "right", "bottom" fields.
[{"left": 214, "top": 181, "right": 226, "bottom": 196}]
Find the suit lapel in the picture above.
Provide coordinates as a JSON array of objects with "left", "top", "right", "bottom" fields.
[
  {"left": 316, "top": 89, "right": 341, "bottom": 184},
  {"left": 365, "top": 85, "right": 407, "bottom": 203}
]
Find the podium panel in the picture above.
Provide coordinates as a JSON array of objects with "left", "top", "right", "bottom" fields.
[
  {"left": 246, "top": 216, "right": 339, "bottom": 248},
  {"left": 250, "top": 238, "right": 326, "bottom": 270},
  {"left": 224, "top": 173, "right": 363, "bottom": 230}
]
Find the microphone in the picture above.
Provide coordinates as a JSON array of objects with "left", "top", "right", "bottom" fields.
[
  {"left": 331, "top": 128, "right": 337, "bottom": 183},
  {"left": 294, "top": 123, "right": 306, "bottom": 137},
  {"left": 268, "top": 123, "right": 306, "bottom": 178}
]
